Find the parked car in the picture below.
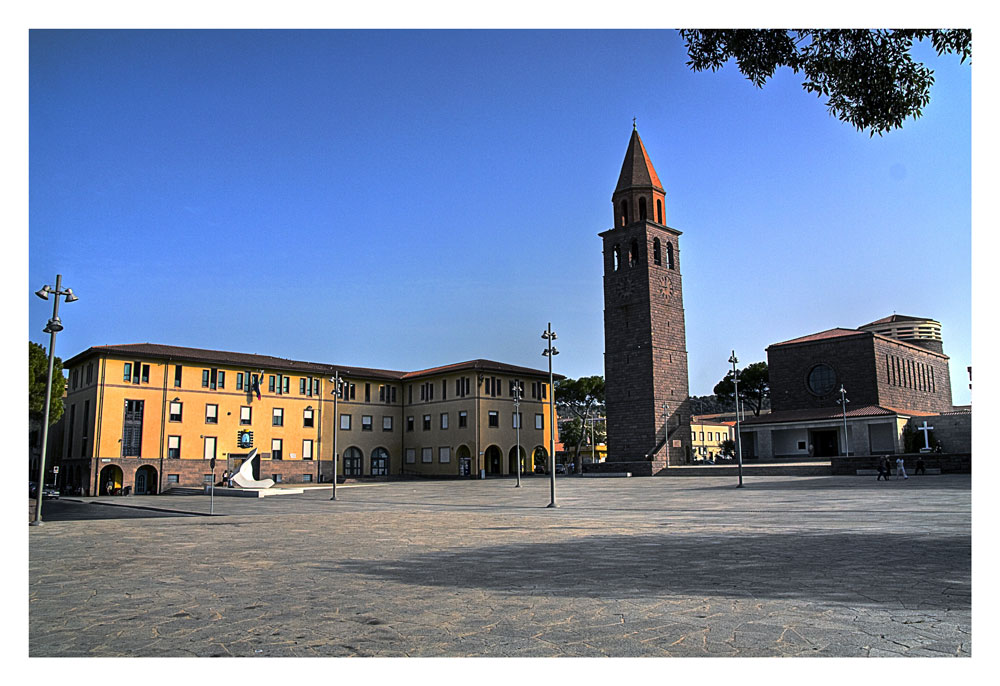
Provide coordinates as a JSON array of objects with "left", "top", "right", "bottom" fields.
[
  {"left": 554, "top": 464, "right": 566, "bottom": 474},
  {"left": 29, "top": 482, "right": 60, "bottom": 499}
]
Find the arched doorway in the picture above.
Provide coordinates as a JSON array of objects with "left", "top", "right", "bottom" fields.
[
  {"left": 484, "top": 445, "right": 503, "bottom": 475},
  {"left": 99, "top": 465, "right": 124, "bottom": 495},
  {"left": 370, "top": 447, "right": 389, "bottom": 477},
  {"left": 343, "top": 447, "right": 363, "bottom": 477},
  {"left": 532, "top": 446, "right": 548, "bottom": 474},
  {"left": 135, "top": 465, "right": 158, "bottom": 495},
  {"left": 456, "top": 444, "right": 472, "bottom": 477},
  {"left": 508, "top": 445, "right": 527, "bottom": 475}
]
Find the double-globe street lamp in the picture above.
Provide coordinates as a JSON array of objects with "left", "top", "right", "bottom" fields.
[
  {"left": 330, "top": 371, "right": 346, "bottom": 500},
  {"left": 837, "top": 385, "right": 850, "bottom": 457},
  {"left": 542, "top": 324, "right": 558, "bottom": 508},
  {"left": 729, "top": 350, "right": 744, "bottom": 488},
  {"left": 513, "top": 379, "right": 522, "bottom": 488},
  {"left": 31, "top": 274, "right": 78, "bottom": 526}
]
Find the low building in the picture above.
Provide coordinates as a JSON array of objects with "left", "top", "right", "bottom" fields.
[
  {"left": 689, "top": 418, "right": 733, "bottom": 460},
  {"left": 52, "top": 343, "right": 559, "bottom": 495}
]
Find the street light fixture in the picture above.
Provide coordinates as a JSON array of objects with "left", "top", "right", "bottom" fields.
[
  {"left": 729, "top": 350, "right": 744, "bottom": 488},
  {"left": 330, "top": 372, "right": 346, "bottom": 500},
  {"left": 837, "top": 385, "right": 850, "bottom": 457},
  {"left": 542, "top": 323, "right": 559, "bottom": 508},
  {"left": 513, "top": 379, "right": 522, "bottom": 488},
  {"left": 31, "top": 274, "right": 77, "bottom": 526},
  {"left": 662, "top": 402, "right": 670, "bottom": 466}
]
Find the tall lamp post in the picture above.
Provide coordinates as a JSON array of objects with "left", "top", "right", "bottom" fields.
[
  {"left": 31, "top": 274, "right": 78, "bottom": 526},
  {"left": 837, "top": 385, "right": 850, "bottom": 457},
  {"left": 513, "top": 379, "right": 522, "bottom": 488},
  {"left": 542, "top": 323, "right": 559, "bottom": 508},
  {"left": 662, "top": 402, "right": 670, "bottom": 466},
  {"left": 729, "top": 351, "right": 744, "bottom": 488},
  {"left": 330, "top": 372, "right": 345, "bottom": 500}
]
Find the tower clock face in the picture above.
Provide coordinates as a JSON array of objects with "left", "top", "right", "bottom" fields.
[
  {"left": 659, "top": 275, "right": 672, "bottom": 300},
  {"left": 616, "top": 276, "right": 634, "bottom": 299}
]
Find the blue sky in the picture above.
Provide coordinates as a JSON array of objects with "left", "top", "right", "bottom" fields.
[{"left": 28, "top": 29, "right": 972, "bottom": 404}]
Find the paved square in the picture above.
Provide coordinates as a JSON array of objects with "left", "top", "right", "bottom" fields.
[{"left": 28, "top": 474, "right": 970, "bottom": 657}]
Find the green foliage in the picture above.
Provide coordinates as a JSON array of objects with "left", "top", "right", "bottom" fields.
[
  {"left": 555, "top": 376, "right": 606, "bottom": 471},
  {"left": 720, "top": 439, "right": 736, "bottom": 457},
  {"left": 29, "top": 341, "right": 66, "bottom": 430},
  {"left": 714, "top": 361, "right": 770, "bottom": 416},
  {"left": 679, "top": 29, "right": 971, "bottom": 136}
]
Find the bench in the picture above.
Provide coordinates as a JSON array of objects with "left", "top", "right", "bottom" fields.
[
  {"left": 857, "top": 467, "right": 942, "bottom": 475},
  {"left": 582, "top": 472, "right": 632, "bottom": 478}
]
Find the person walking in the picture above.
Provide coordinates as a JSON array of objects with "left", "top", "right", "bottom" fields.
[
  {"left": 915, "top": 457, "right": 926, "bottom": 475},
  {"left": 876, "top": 455, "right": 889, "bottom": 481},
  {"left": 896, "top": 456, "right": 908, "bottom": 480}
]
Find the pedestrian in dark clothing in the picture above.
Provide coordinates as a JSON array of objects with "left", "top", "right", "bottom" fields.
[
  {"left": 876, "top": 455, "right": 891, "bottom": 481},
  {"left": 915, "top": 457, "right": 926, "bottom": 475}
]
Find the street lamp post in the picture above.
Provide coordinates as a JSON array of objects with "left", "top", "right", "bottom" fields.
[
  {"left": 837, "top": 385, "right": 850, "bottom": 457},
  {"left": 662, "top": 402, "right": 670, "bottom": 466},
  {"left": 542, "top": 323, "right": 559, "bottom": 508},
  {"left": 729, "top": 351, "right": 744, "bottom": 488},
  {"left": 31, "top": 274, "right": 78, "bottom": 526},
  {"left": 514, "top": 379, "right": 522, "bottom": 488},
  {"left": 330, "top": 372, "right": 345, "bottom": 500}
]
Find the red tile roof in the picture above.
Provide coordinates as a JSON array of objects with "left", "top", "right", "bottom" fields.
[
  {"left": 768, "top": 328, "right": 867, "bottom": 348},
  {"left": 64, "top": 343, "right": 554, "bottom": 381},
  {"left": 740, "top": 405, "right": 933, "bottom": 425}
]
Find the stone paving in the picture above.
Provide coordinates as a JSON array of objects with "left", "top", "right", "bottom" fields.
[{"left": 28, "top": 474, "right": 971, "bottom": 657}]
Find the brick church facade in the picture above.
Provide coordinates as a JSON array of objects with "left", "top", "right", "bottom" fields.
[
  {"left": 742, "top": 316, "right": 962, "bottom": 459},
  {"left": 596, "top": 127, "right": 692, "bottom": 473}
]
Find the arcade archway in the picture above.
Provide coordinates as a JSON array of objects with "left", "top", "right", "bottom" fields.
[
  {"left": 99, "top": 465, "right": 124, "bottom": 495},
  {"left": 135, "top": 465, "right": 158, "bottom": 495},
  {"left": 484, "top": 445, "right": 503, "bottom": 475}
]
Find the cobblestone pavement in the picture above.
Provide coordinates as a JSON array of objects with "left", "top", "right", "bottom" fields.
[{"left": 28, "top": 475, "right": 971, "bottom": 657}]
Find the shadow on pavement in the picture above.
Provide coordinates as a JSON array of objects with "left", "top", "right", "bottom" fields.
[
  {"left": 36, "top": 500, "right": 195, "bottom": 521},
  {"left": 334, "top": 531, "right": 970, "bottom": 608}
]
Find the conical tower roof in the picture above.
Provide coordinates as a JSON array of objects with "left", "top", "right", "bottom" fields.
[{"left": 615, "top": 127, "right": 663, "bottom": 194}]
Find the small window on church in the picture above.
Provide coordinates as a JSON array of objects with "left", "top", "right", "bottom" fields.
[
  {"left": 620, "top": 200, "right": 629, "bottom": 227},
  {"left": 653, "top": 238, "right": 661, "bottom": 265},
  {"left": 656, "top": 199, "right": 663, "bottom": 224},
  {"left": 666, "top": 241, "right": 674, "bottom": 269},
  {"left": 613, "top": 244, "right": 621, "bottom": 271},
  {"left": 639, "top": 197, "right": 647, "bottom": 220},
  {"left": 629, "top": 240, "right": 639, "bottom": 267}
]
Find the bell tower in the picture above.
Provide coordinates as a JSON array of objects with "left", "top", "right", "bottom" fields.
[{"left": 599, "top": 127, "right": 691, "bottom": 472}]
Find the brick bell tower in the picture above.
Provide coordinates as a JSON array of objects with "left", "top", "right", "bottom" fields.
[{"left": 599, "top": 126, "right": 691, "bottom": 472}]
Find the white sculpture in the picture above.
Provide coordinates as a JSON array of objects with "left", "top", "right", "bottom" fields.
[{"left": 231, "top": 448, "right": 275, "bottom": 489}]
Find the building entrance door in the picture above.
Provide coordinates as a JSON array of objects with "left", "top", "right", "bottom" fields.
[{"left": 810, "top": 429, "right": 840, "bottom": 457}]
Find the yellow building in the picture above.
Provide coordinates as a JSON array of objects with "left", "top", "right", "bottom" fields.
[
  {"left": 690, "top": 419, "right": 734, "bottom": 460},
  {"left": 55, "top": 343, "right": 558, "bottom": 495}
]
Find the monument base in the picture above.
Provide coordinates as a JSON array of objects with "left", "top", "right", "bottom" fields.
[
  {"left": 584, "top": 460, "right": 670, "bottom": 476},
  {"left": 206, "top": 486, "right": 304, "bottom": 498}
]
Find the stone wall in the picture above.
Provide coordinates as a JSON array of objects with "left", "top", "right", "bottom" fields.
[
  {"left": 830, "top": 453, "right": 970, "bottom": 475},
  {"left": 906, "top": 412, "right": 971, "bottom": 453}
]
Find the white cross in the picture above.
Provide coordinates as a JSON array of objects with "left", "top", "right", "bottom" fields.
[{"left": 917, "top": 420, "right": 935, "bottom": 450}]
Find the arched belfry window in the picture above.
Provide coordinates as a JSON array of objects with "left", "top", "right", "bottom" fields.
[
  {"left": 666, "top": 241, "right": 675, "bottom": 269},
  {"left": 613, "top": 244, "right": 621, "bottom": 271},
  {"left": 620, "top": 200, "right": 629, "bottom": 227},
  {"left": 656, "top": 199, "right": 663, "bottom": 224},
  {"left": 629, "top": 239, "right": 639, "bottom": 267},
  {"left": 639, "top": 197, "right": 647, "bottom": 220},
  {"left": 653, "top": 238, "right": 661, "bottom": 265}
]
